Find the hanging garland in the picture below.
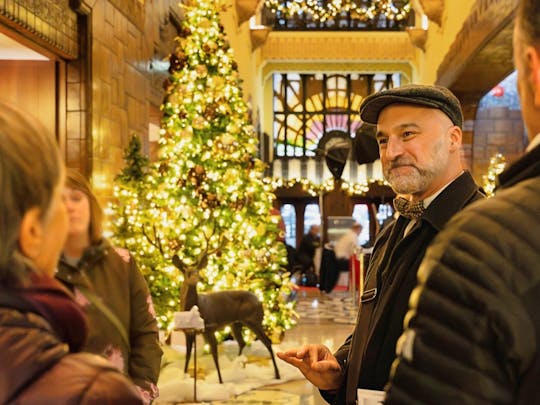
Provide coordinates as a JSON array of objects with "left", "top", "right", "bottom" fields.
[
  {"left": 266, "top": 176, "right": 390, "bottom": 196},
  {"left": 264, "top": 0, "right": 411, "bottom": 23}
]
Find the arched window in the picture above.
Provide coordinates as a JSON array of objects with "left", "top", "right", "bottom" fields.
[
  {"left": 304, "top": 203, "right": 321, "bottom": 234},
  {"left": 280, "top": 204, "right": 296, "bottom": 247},
  {"left": 352, "top": 204, "right": 370, "bottom": 246},
  {"left": 272, "top": 73, "right": 400, "bottom": 158}
]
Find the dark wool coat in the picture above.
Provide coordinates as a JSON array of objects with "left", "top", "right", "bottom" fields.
[
  {"left": 0, "top": 282, "right": 142, "bottom": 404},
  {"left": 56, "top": 239, "right": 163, "bottom": 402},
  {"left": 385, "top": 144, "right": 540, "bottom": 404},
  {"left": 325, "top": 171, "right": 483, "bottom": 405}
]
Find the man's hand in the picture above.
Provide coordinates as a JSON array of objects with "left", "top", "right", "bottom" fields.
[{"left": 277, "top": 344, "right": 343, "bottom": 390}]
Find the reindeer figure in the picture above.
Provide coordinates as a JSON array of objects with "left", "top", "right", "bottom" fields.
[{"left": 172, "top": 255, "right": 281, "bottom": 384}]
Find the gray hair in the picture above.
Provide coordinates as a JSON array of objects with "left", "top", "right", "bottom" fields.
[{"left": 0, "top": 101, "right": 63, "bottom": 285}]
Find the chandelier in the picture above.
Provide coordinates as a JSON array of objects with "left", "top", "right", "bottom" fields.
[{"left": 264, "top": 0, "right": 412, "bottom": 23}]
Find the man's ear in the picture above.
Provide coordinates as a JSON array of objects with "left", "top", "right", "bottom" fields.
[
  {"left": 448, "top": 126, "right": 462, "bottom": 152},
  {"left": 526, "top": 45, "right": 540, "bottom": 106},
  {"left": 19, "top": 207, "right": 44, "bottom": 260}
]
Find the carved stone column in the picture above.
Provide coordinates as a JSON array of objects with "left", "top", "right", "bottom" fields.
[
  {"left": 250, "top": 26, "right": 271, "bottom": 50},
  {"left": 406, "top": 27, "right": 427, "bottom": 51},
  {"left": 236, "top": 0, "right": 259, "bottom": 25},
  {"left": 418, "top": 0, "right": 444, "bottom": 26}
]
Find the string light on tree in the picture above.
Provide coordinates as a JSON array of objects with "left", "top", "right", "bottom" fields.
[
  {"left": 110, "top": 0, "right": 296, "bottom": 342},
  {"left": 482, "top": 153, "right": 506, "bottom": 197}
]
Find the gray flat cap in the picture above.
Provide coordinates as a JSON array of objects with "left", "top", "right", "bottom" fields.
[{"left": 359, "top": 84, "right": 463, "bottom": 129}]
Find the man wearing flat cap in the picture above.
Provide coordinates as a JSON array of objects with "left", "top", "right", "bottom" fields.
[
  {"left": 277, "top": 84, "right": 484, "bottom": 404},
  {"left": 386, "top": 1, "right": 540, "bottom": 403}
]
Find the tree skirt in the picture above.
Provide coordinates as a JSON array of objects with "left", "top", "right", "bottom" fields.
[{"left": 156, "top": 339, "right": 304, "bottom": 403}]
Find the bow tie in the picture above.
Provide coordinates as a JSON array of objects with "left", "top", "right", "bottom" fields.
[{"left": 393, "top": 197, "right": 425, "bottom": 219}]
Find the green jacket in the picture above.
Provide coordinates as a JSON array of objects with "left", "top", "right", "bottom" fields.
[{"left": 56, "top": 239, "right": 163, "bottom": 403}]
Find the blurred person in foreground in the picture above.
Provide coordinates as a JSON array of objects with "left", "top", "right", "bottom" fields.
[
  {"left": 385, "top": 1, "right": 540, "bottom": 403},
  {"left": 277, "top": 84, "right": 484, "bottom": 404},
  {"left": 0, "top": 101, "right": 142, "bottom": 404},
  {"left": 56, "top": 168, "right": 163, "bottom": 404}
]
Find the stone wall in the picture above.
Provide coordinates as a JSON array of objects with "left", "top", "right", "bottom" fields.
[
  {"left": 0, "top": 0, "right": 179, "bottom": 202},
  {"left": 77, "top": 0, "right": 178, "bottom": 200},
  {"left": 472, "top": 106, "right": 525, "bottom": 184}
]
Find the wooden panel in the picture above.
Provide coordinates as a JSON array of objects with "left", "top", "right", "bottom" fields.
[{"left": 0, "top": 60, "right": 56, "bottom": 139}]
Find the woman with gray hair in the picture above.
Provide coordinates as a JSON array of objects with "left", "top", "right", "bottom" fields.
[{"left": 0, "top": 101, "right": 142, "bottom": 404}]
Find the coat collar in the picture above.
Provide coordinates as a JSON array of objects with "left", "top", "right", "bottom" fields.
[
  {"left": 60, "top": 238, "right": 110, "bottom": 269},
  {"left": 421, "top": 171, "right": 482, "bottom": 232},
  {"left": 497, "top": 144, "right": 540, "bottom": 190}
]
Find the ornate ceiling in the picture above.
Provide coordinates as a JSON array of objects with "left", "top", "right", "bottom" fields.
[
  {"left": 234, "top": 0, "right": 516, "bottom": 116},
  {"left": 435, "top": 0, "right": 516, "bottom": 115}
]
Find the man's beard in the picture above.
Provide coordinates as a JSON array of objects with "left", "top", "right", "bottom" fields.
[
  {"left": 384, "top": 140, "right": 449, "bottom": 195},
  {"left": 385, "top": 162, "right": 433, "bottom": 195}
]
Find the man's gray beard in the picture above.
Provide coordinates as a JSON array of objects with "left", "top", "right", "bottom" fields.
[
  {"left": 386, "top": 168, "right": 431, "bottom": 195},
  {"left": 384, "top": 137, "right": 449, "bottom": 195}
]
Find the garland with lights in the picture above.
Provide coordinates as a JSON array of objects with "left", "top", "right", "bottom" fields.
[
  {"left": 267, "top": 176, "right": 390, "bottom": 196},
  {"left": 109, "top": 0, "right": 296, "bottom": 342},
  {"left": 264, "top": 0, "right": 411, "bottom": 23},
  {"left": 482, "top": 152, "right": 506, "bottom": 197}
]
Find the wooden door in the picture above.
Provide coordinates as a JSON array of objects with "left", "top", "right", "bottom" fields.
[{"left": 0, "top": 60, "right": 57, "bottom": 139}]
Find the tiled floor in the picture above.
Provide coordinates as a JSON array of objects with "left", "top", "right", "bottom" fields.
[{"left": 201, "top": 288, "right": 358, "bottom": 404}]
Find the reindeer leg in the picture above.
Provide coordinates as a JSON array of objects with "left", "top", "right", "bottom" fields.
[
  {"left": 204, "top": 330, "right": 223, "bottom": 384},
  {"left": 245, "top": 322, "right": 281, "bottom": 380},
  {"left": 231, "top": 322, "right": 246, "bottom": 355},
  {"left": 184, "top": 332, "right": 195, "bottom": 375}
]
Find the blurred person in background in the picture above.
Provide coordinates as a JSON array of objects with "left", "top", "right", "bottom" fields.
[
  {"left": 56, "top": 168, "right": 163, "bottom": 404},
  {"left": 297, "top": 224, "right": 321, "bottom": 275},
  {"left": 334, "top": 222, "right": 364, "bottom": 271}
]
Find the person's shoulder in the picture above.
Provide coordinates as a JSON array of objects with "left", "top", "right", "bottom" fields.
[
  {"left": 428, "top": 177, "right": 540, "bottom": 266},
  {"left": 112, "top": 246, "right": 132, "bottom": 263},
  {"left": 455, "top": 176, "right": 539, "bottom": 225},
  {"left": 17, "top": 352, "right": 142, "bottom": 404},
  {"left": 102, "top": 239, "right": 133, "bottom": 264}
]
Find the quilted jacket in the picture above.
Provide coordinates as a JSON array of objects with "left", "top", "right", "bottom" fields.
[
  {"left": 0, "top": 282, "right": 142, "bottom": 404},
  {"left": 327, "top": 171, "right": 484, "bottom": 405},
  {"left": 385, "top": 145, "right": 540, "bottom": 404}
]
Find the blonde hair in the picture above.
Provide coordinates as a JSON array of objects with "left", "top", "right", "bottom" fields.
[
  {"left": 65, "top": 168, "right": 103, "bottom": 244},
  {"left": 0, "top": 101, "right": 63, "bottom": 285}
]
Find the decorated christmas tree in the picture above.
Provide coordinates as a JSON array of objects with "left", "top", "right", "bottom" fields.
[{"left": 110, "top": 0, "right": 295, "bottom": 342}]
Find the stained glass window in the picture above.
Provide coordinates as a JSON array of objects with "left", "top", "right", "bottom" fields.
[{"left": 273, "top": 73, "right": 400, "bottom": 157}]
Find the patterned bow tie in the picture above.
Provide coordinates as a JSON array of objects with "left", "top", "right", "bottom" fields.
[{"left": 393, "top": 197, "right": 425, "bottom": 219}]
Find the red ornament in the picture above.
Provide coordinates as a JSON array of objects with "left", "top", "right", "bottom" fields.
[{"left": 491, "top": 85, "right": 504, "bottom": 98}]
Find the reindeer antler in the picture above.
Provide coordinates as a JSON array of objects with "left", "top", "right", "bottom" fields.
[
  {"left": 172, "top": 254, "right": 185, "bottom": 273},
  {"left": 142, "top": 224, "right": 165, "bottom": 255}
]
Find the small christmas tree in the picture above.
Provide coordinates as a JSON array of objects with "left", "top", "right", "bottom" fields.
[
  {"left": 110, "top": 134, "right": 148, "bottom": 250},
  {"left": 110, "top": 0, "right": 295, "bottom": 341},
  {"left": 115, "top": 133, "right": 149, "bottom": 184}
]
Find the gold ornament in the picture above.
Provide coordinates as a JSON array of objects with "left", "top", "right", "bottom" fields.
[
  {"left": 192, "top": 116, "right": 206, "bottom": 129},
  {"left": 196, "top": 65, "right": 208, "bottom": 78}
]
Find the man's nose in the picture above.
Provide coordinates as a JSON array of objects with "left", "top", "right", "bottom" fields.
[{"left": 384, "top": 137, "right": 404, "bottom": 160}]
